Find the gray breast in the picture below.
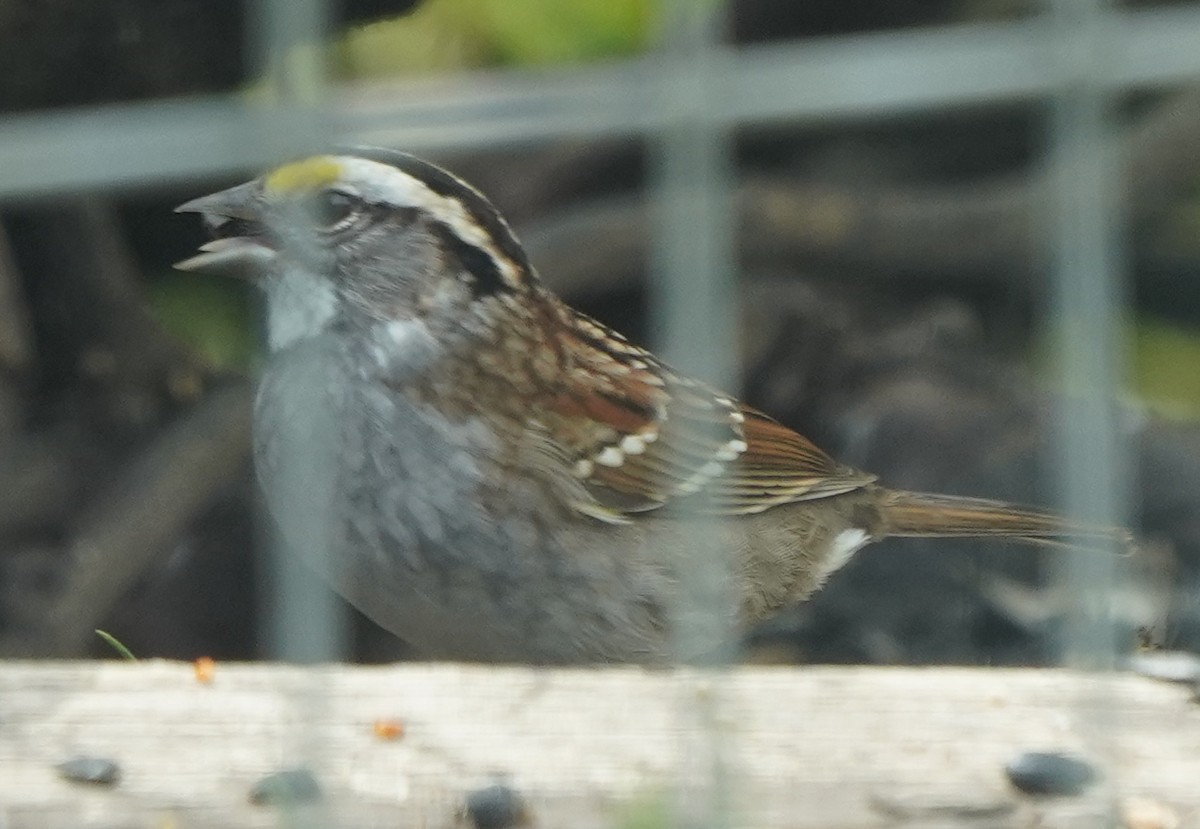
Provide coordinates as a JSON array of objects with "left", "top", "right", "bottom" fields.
[
  {"left": 252, "top": 331, "right": 674, "bottom": 662},
  {"left": 254, "top": 334, "right": 506, "bottom": 653}
]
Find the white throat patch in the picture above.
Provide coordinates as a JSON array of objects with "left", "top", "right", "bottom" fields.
[{"left": 265, "top": 268, "right": 338, "bottom": 351}]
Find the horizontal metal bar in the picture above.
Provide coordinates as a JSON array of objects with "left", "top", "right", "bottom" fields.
[
  {"left": 0, "top": 7, "right": 1198, "bottom": 198},
  {"left": 1110, "top": 3, "right": 1200, "bottom": 88},
  {"left": 0, "top": 102, "right": 330, "bottom": 199}
]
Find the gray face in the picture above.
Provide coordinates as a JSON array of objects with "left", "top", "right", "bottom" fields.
[
  {"left": 257, "top": 205, "right": 461, "bottom": 352},
  {"left": 175, "top": 169, "right": 472, "bottom": 352}
]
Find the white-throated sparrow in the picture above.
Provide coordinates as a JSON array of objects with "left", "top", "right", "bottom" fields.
[{"left": 177, "top": 147, "right": 1131, "bottom": 663}]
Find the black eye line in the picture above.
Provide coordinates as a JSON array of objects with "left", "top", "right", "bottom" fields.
[{"left": 430, "top": 221, "right": 511, "bottom": 298}]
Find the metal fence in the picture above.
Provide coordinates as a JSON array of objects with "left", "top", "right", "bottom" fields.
[
  {"left": 3, "top": 0, "right": 1199, "bottom": 825},
  {"left": 5, "top": 5, "right": 1200, "bottom": 195}
]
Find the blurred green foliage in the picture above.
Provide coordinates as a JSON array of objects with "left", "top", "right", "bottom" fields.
[
  {"left": 615, "top": 789, "right": 672, "bottom": 829},
  {"left": 1036, "top": 316, "right": 1200, "bottom": 419},
  {"left": 334, "top": 0, "right": 489, "bottom": 77},
  {"left": 334, "top": 0, "right": 656, "bottom": 78},
  {"left": 1131, "top": 318, "right": 1200, "bottom": 418},
  {"left": 148, "top": 273, "right": 258, "bottom": 370}
]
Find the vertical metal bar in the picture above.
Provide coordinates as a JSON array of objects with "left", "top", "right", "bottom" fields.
[
  {"left": 653, "top": 12, "right": 736, "bottom": 393},
  {"left": 1045, "top": 7, "right": 1127, "bottom": 809},
  {"left": 249, "top": 0, "right": 346, "bottom": 666},
  {"left": 652, "top": 2, "right": 736, "bottom": 828},
  {"left": 248, "top": 3, "right": 341, "bottom": 824},
  {"left": 1045, "top": 8, "right": 1129, "bottom": 813},
  {"left": 654, "top": 0, "right": 738, "bottom": 665},
  {"left": 252, "top": 0, "right": 330, "bottom": 107},
  {"left": 1046, "top": 0, "right": 1127, "bottom": 671}
]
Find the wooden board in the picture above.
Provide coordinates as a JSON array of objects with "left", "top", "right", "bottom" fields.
[{"left": 0, "top": 662, "right": 1196, "bottom": 828}]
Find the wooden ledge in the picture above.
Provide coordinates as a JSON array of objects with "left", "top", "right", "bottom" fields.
[{"left": 0, "top": 662, "right": 1195, "bottom": 828}]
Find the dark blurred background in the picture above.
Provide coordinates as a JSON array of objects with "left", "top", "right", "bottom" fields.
[{"left": 1, "top": 0, "right": 1198, "bottom": 665}]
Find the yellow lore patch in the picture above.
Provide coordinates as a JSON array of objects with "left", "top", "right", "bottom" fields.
[{"left": 263, "top": 156, "right": 344, "bottom": 195}]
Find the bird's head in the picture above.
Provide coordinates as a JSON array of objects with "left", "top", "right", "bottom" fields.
[{"left": 176, "top": 147, "right": 535, "bottom": 351}]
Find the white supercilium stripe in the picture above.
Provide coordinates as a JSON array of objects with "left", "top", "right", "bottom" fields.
[{"left": 336, "top": 156, "right": 521, "bottom": 288}]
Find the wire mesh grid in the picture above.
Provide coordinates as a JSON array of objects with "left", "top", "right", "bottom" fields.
[{"left": 2, "top": 0, "right": 1199, "bottom": 827}]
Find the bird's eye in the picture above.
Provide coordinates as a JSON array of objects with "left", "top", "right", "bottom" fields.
[{"left": 309, "top": 188, "right": 361, "bottom": 231}]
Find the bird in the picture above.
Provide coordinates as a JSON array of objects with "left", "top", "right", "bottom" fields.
[{"left": 176, "top": 146, "right": 1132, "bottom": 664}]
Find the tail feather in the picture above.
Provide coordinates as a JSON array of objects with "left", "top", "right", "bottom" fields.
[{"left": 879, "top": 490, "right": 1134, "bottom": 552}]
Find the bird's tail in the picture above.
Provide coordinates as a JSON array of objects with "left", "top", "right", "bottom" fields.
[{"left": 878, "top": 490, "right": 1134, "bottom": 552}]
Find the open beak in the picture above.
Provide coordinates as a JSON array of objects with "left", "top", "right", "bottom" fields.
[{"left": 174, "top": 181, "right": 277, "bottom": 278}]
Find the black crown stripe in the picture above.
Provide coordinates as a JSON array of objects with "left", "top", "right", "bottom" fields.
[{"left": 341, "top": 145, "right": 534, "bottom": 279}]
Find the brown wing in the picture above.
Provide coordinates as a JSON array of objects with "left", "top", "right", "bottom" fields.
[
  {"left": 540, "top": 307, "right": 874, "bottom": 516},
  {"left": 705, "top": 407, "right": 876, "bottom": 514}
]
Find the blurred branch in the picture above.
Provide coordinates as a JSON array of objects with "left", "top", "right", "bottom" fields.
[
  {"left": 23, "top": 382, "right": 253, "bottom": 656},
  {"left": 0, "top": 224, "right": 33, "bottom": 374},
  {"left": 1126, "top": 87, "right": 1200, "bottom": 221},
  {"left": 70, "top": 199, "right": 199, "bottom": 385},
  {"left": 0, "top": 223, "right": 33, "bottom": 446},
  {"left": 526, "top": 86, "right": 1200, "bottom": 298},
  {"left": 15, "top": 200, "right": 208, "bottom": 432},
  {"left": 0, "top": 436, "right": 79, "bottom": 535}
]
